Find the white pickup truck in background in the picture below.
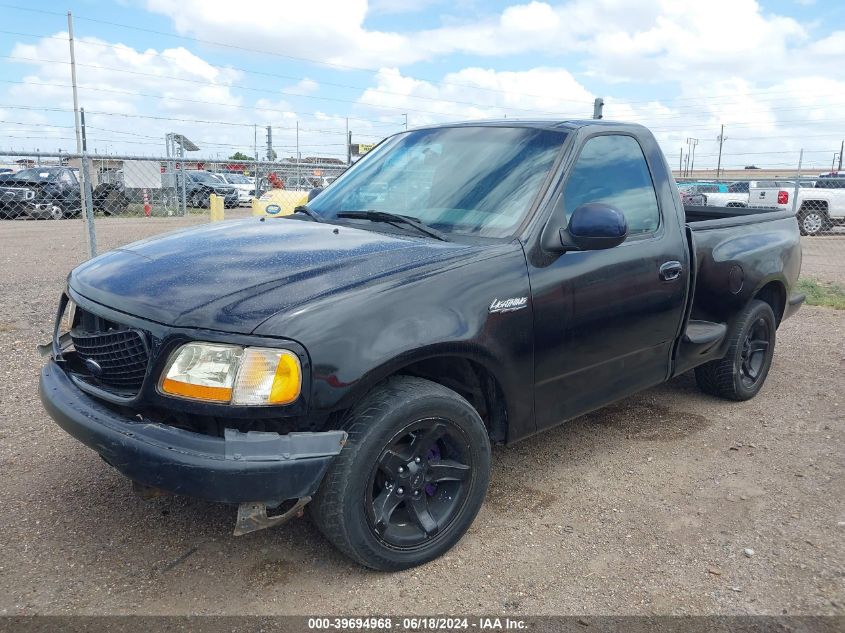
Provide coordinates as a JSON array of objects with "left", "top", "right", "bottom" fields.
[
  {"left": 704, "top": 181, "right": 751, "bottom": 207},
  {"left": 748, "top": 177, "right": 845, "bottom": 235},
  {"left": 678, "top": 182, "right": 750, "bottom": 207}
]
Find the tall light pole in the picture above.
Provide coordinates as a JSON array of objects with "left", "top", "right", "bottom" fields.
[
  {"left": 716, "top": 125, "right": 726, "bottom": 180},
  {"left": 402, "top": 113, "right": 408, "bottom": 130},
  {"left": 686, "top": 137, "right": 699, "bottom": 177}
]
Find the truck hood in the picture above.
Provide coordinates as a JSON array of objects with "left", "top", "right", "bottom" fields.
[{"left": 70, "top": 218, "right": 478, "bottom": 334}]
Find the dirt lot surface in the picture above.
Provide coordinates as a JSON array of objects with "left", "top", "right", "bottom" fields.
[
  {"left": 801, "top": 234, "right": 845, "bottom": 286},
  {"left": 0, "top": 216, "right": 843, "bottom": 616}
]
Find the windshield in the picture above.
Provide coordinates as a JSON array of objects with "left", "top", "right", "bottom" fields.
[
  {"left": 309, "top": 126, "right": 567, "bottom": 238},
  {"left": 189, "top": 171, "right": 220, "bottom": 184},
  {"left": 13, "top": 168, "right": 60, "bottom": 181}
]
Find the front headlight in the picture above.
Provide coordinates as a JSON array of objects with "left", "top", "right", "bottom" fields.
[
  {"left": 159, "top": 342, "right": 301, "bottom": 406},
  {"left": 61, "top": 299, "right": 77, "bottom": 336}
]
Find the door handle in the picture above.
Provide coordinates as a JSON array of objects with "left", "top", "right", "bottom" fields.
[{"left": 659, "top": 261, "right": 683, "bottom": 281}]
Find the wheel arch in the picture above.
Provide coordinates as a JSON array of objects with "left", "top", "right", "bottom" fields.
[
  {"left": 799, "top": 199, "right": 829, "bottom": 213},
  {"left": 330, "top": 349, "right": 511, "bottom": 444},
  {"left": 753, "top": 278, "right": 787, "bottom": 326}
]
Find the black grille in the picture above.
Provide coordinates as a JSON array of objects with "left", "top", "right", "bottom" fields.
[
  {"left": 0, "top": 186, "right": 34, "bottom": 201},
  {"left": 71, "top": 320, "right": 149, "bottom": 393}
]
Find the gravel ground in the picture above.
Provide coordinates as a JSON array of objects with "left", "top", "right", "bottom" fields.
[
  {"left": 0, "top": 216, "right": 843, "bottom": 616},
  {"left": 800, "top": 234, "right": 845, "bottom": 286}
]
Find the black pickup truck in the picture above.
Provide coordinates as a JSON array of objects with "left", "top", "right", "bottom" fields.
[
  {"left": 0, "top": 166, "right": 127, "bottom": 219},
  {"left": 39, "top": 121, "right": 803, "bottom": 570}
]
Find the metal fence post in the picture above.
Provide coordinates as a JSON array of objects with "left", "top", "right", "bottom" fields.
[
  {"left": 80, "top": 152, "right": 97, "bottom": 257},
  {"left": 178, "top": 148, "right": 187, "bottom": 216},
  {"left": 791, "top": 149, "right": 803, "bottom": 217}
]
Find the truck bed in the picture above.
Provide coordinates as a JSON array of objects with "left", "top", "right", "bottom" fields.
[
  {"left": 672, "top": 204, "right": 802, "bottom": 377},
  {"left": 683, "top": 204, "right": 785, "bottom": 225}
]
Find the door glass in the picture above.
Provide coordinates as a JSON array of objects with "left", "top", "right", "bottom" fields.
[{"left": 563, "top": 135, "right": 660, "bottom": 235}]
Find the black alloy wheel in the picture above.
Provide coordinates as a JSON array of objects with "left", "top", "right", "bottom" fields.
[
  {"left": 310, "top": 376, "right": 491, "bottom": 570},
  {"left": 738, "top": 317, "right": 770, "bottom": 389},
  {"left": 695, "top": 299, "right": 777, "bottom": 401},
  {"left": 366, "top": 418, "right": 472, "bottom": 548}
]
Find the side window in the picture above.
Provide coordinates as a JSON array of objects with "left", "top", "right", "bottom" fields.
[
  {"left": 563, "top": 135, "right": 660, "bottom": 236},
  {"left": 59, "top": 170, "right": 76, "bottom": 185}
]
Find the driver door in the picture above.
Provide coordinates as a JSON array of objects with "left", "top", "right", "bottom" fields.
[{"left": 528, "top": 133, "right": 688, "bottom": 430}]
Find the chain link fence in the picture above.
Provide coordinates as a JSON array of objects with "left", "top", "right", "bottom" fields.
[
  {"left": 1, "top": 149, "right": 843, "bottom": 288},
  {"left": 676, "top": 170, "right": 845, "bottom": 286},
  {"left": 0, "top": 150, "right": 347, "bottom": 215}
]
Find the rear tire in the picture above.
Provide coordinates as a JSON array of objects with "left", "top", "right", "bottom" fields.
[
  {"left": 310, "top": 376, "right": 491, "bottom": 571},
  {"left": 798, "top": 208, "right": 826, "bottom": 236},
  {"left": 695, "top": 299, "right": 776, "bottom": 401}
]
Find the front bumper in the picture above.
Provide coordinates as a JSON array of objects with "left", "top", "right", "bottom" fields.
[{"left": 40, "top": 360, "right": 346, "bottom": 504}]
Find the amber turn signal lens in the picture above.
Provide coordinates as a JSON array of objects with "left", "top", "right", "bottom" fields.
[
  {"left": 232, "top": 348, "right": 301, "bottom": 406},
  {"left": 160, "top": 378, "right": 232, "bottom": 403}
]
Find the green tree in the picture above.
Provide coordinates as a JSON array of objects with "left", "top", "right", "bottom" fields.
[{"left": 229, "top": 151, "right": 254, "bottom": 161}]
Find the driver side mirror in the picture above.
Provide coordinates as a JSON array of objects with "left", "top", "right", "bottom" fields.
[
  {"left": 559, "top": 203, "right": 628, "bottom": 251},
  {"left": 307, "top": 187, "right": 323, "bottom": 202}
]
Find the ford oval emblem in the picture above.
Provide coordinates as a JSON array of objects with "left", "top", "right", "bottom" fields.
[
  {"left": 265, "top": 204, "right": 281, "bottom": 215},
  {"left": 83, "top": 358, "right": 103, "bottom": 377}
]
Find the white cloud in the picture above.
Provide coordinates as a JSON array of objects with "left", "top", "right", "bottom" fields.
[
  {"left": 284, "top": 78, "right": 320, "bottom": 96},
  {"left": 143, "top": 0, "right": 845, "bottom": 85},
  {"left": 351, "top": 65, "right": 845, "bottom": 171},
  {"left": 355, "top": 66, "right": 595, "bottom": 128},
  {"left": 368, "top": 0, "right": 443, "bottom": 14}
]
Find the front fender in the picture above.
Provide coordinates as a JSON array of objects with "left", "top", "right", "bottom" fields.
[{"left": 255, "top": 241, "right": 536, "bottom": 440}]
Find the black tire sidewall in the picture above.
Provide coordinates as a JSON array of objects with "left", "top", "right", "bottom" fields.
[
  {"left": 731, "top": 301, "right": 776, "bottom": 399},
  {"left": 320, "top": 381, "right": 491, "bottom": 570}
]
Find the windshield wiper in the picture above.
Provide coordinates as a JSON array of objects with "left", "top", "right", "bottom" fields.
[
  {"left": 293, "top": 205, "right": 325, "bottom": 222},
  {"left": 336, "top": 210, "right": 450, "bottom": 242}
]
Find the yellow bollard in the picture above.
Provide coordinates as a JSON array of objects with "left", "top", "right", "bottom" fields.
[{"left": 209, "top": 193, "right": 225, "bottom": 222}]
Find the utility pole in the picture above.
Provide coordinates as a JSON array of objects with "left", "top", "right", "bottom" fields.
[
  {"left": 68, "top": 12, "right": 82, "bottom": 155},
  {"left": 80, "top": 107, "right": 87, "bottom": 152},
  {"left": 839, "top": 139, "right": 843, "bottom": 171},
  {"left": 402, "top": 113, "right": 408, "bottom": 130},
  {"left": 686, "top": 137, "right": 699, "bottom": 177},
  {"left": 253, "top": 124, "right": 259, "bottom": 196},
  {"left": 296, "top": 120, "right": 300, "bottom": 188},
  {"left": 679, "top": 148, "right": 683, "bottom": 175},
  {"left": 716, "top": 124, "right": 726, "bottom": 180},
  {"left": 67, "top": 11, "right": 95, "bottom": 257},
  {"left": 346, "top": 118, "right": 350, "bottom": 166},
  {"left": 265, "top": 125, "right": 273, "bottom": 161},
  {"left": 683, "top": 153, "right": 689, "bottom": 178},
  {"left": 592, "top": 97, "right": 604, "bottom": 120}
]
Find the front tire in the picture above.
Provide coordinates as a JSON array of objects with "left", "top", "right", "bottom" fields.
[
  {"left": 47, "top": 203, "right": 65, "bottom": 220},
  {"left": 695, "top": 299, "right": 777, "bottom": 401},
  {"left": 310, "top": 376, "right": 491, "bottom": 570}
]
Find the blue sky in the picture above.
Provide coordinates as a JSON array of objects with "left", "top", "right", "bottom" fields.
[{"left": 1, "top": 0, "right": 844, "bottom": 169}]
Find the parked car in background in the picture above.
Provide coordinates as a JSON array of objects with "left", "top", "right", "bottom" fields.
[
  {"left": 212, "top": 172, "right": 255, "bottom": 205},
  {"left": 749, "top": 178, "right": 845, "bottom": 235},
  {"left": 175, "top": 170, "right": 239, "bottom": 209},
  {"left": 0, "top": 167, "right": 126, "bottom": 219},
  {"left": 678, "top": 181, "right": 749, "bottom": 207},
  {"left": 679, "top": 189, "right": 706, "bottom": 206}
]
